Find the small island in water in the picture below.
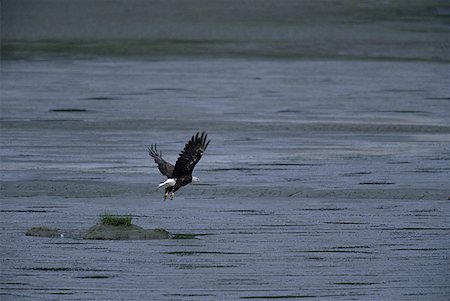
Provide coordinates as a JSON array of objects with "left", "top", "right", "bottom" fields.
[{"left": 26, "top": 213, "right": 194, "bottom": 240}]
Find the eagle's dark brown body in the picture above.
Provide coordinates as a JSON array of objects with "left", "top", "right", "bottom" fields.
[
  {"left": 170, "top": 174, "right": 192, "bottom": 193},
  {"left": 149, "top": 132, "right": 210, "bottom": 200}
]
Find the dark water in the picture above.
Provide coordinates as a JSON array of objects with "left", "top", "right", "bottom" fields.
[
  {"left": 2, "top": 0, "right": 450, "bottom": 61},
  {"left": 1, "top": 57, "right": 450, "bottom": 300}
]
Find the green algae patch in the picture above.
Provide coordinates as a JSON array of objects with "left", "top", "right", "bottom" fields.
[
  {"left": 85, "top": 213, "right": 172, "bottom": 240},
  {"left": 83, "top": 223, "right": 171, "bottom": 240},
  {"left": 26, "top": 226, "right": 60, "bottom": 238},
  {"left": 100, "top": 213, "right": 132, "bottom": 226}
]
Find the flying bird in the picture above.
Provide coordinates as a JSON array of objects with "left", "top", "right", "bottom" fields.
[{"left": 149, "top": 131, "right": 210, "bottom": 200}]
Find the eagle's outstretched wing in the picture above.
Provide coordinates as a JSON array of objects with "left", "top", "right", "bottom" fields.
[
  {"left": 172, "top": 132, "right": 210, "bottom": 178},
  {"left": 149, "top": 144, "right": 174, "bottom": 178}
]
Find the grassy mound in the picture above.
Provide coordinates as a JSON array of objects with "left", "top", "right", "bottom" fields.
[
  {"left": 100, "top": 213, "right": 132, "bottom": 226},
  {"left": 26, "top": 214, "right": 195, "bottom": 240},
  {"left": 83, "top": 224, "right": 171, "bottom": 240}
]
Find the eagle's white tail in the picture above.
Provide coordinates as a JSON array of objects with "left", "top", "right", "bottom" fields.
[{"left": 157, "top": 178, "right": 176, "bottom": 190}]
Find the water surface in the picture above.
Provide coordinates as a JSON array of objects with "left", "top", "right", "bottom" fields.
[{"left": 1, "top": 57, "right": 449, "bottom": 300}]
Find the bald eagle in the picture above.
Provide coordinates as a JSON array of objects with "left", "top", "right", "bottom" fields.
[{"left": 149, "top": 131, "right": 210, "bottom": 200}]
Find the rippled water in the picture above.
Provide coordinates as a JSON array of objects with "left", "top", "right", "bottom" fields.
[
  {"left": 3, "top": 0, "right": 450, "bottom": 61},
  {"left": 1, "top": 57, "right": 450, "bottom": 300}
]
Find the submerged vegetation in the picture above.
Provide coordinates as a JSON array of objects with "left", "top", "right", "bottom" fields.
[
  {"left": 84, "top": 224, "right": 171, "bottom": 240},
  {"left": 100, "top": 213, "right": 132, "bottom": 227},
  {"left": 26, "top": 214, "right": 196, "bottom": 240},
  {"left": 26, "top": 226, "right": 60, "bottom": 237}
]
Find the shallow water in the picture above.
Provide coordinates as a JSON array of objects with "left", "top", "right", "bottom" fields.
[
  {"left": 3, "top": 0, "right": 450, "bottom": 61},
  {"left": 1, "top": 196, "right": 449, "bottom": 300},
  {"left": 1, "top": 57, "right": 450, "bottom": 300}
]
